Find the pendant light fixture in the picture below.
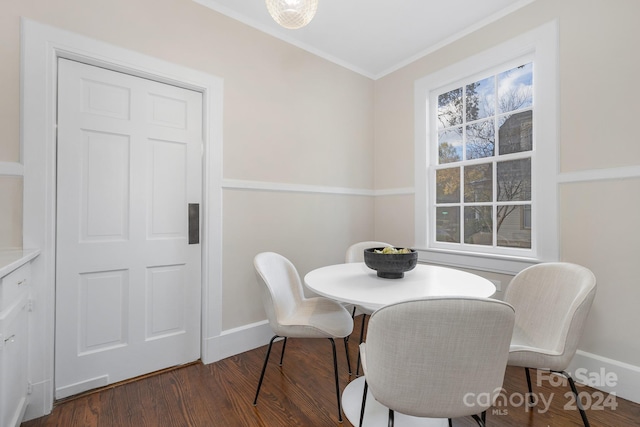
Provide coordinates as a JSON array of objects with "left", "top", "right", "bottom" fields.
[{"left": 265, "top": 0, "right": 319, "bottom": 30}]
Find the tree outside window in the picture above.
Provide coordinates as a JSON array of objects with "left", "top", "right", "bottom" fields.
[{"left": 435, "top": 63, "right": 533, "bottom": 249}]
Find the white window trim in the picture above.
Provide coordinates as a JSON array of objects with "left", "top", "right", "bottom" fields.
[{"left": 414, "top": 21, "right": 558, "bottom": 275}]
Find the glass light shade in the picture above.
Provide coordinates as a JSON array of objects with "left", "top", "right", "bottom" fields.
[{"left": 265, "top": 0, "right": 319, "bottom": 30}]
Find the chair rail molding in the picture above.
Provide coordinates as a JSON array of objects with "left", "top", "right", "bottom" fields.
[
  {"left": 558, "top": 165, "right": 640, "bottom": 183},
  {"left": 222, "top": 178, "right": 413, "bottom": 197},
  {"left": 0, "top": 162, "right": 24, "bottom": 176}
]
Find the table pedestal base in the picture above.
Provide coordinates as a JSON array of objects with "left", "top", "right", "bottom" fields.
[{"left": 342, "top": 377, "right": 448, "bottom": 427}]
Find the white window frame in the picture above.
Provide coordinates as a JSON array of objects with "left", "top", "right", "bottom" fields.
[{"left": 414, "top": 21, "right": 558, "bottom": 275}]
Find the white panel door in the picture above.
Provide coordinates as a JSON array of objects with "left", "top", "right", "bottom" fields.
[{"left": 55, "top": 58, "right": 202, "bottom": 399}]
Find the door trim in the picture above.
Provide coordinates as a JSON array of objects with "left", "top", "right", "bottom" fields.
[{"left": 21, "top": 18, "right": 223, "bottom": 419}]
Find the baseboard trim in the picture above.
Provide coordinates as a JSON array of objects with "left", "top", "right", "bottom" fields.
[
  {"left": 23, "top": 379, "right": 53, "bottom": 421},
  {"left": 202, "top": 320, "right": 274, "bottom": 364},
  {"left": 567, "top": 349, "right": 640, "bottom": 404}
]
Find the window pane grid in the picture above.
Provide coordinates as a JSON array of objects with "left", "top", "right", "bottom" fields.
[{"left": 433, "top": 62, "right": 533, "bottom": 251}]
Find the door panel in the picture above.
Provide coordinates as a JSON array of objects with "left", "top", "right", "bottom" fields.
[
  {"left": 82, "top": 131, "right": 130, "bottom": 240},
  {"left": 78, "top": 270, "right": 128, "bottom": 354},
  {"left": 55, "top": 58, "right": 202, "bottom": 399}
]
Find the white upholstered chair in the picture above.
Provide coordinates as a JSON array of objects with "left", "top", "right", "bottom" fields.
[
  {"left": 358, "top": 297, "right": 515, "bottom": 427},
  {"left": 345, "top": 241, "right": 394, "bottom": 264},
  {"left": 345, "top": 241, "right": 392, "bottom": 376},
  {"left": 505, "top": 262, "right": 597, "bottom": 427},
  {"left": 252, "top": 252, "right": 354, "bottom": 422}
]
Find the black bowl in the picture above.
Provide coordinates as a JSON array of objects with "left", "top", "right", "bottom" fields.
[{"left": 363, "top": 247, "right": 418, "bottom": 279}]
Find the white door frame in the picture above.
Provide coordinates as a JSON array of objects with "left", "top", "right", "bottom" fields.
[{"left": 21, "top": 18, "right": 223, "bottom": 418}]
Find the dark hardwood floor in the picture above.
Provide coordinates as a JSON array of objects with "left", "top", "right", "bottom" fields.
[{"left": 22, "top": 316, "right": 640, "bottom": 427}]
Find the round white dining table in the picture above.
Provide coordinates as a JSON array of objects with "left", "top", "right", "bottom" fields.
[
  {"left": 304, "top": 262, "right": 496, "bottom": 311},
  {"left": 304, "top": 262, "right": 497, "bottom": 427}
]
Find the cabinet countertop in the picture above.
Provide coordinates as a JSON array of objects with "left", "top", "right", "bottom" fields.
[{"left": 0, "top": 249, "right": 40, "bottom": 278}]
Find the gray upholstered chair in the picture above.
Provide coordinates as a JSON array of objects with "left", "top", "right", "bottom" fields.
[
  {"left": 358, "top": 297, "right": 515, "bottom": 427},
  {"left": 252, "top": 252, "right": 354, "bottom": 422},
  {"left": 505, "top": 262, "right": 597, "bottom": 427},
  {"left": 345, "top": 241, "right": 392, "bottom": 376}
]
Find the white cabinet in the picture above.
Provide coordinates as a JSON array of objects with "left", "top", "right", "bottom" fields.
[
  {"left": 0, "top": 262, "right": 30, "bottom": 312},
  {"left": 0, "top": 251, "right": 38, "bottom": 427}
]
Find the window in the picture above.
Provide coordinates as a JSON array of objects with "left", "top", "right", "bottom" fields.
[
  {"left": 435, "top": 62, "right": 533, "bottom": 250},
  {"left": 414, "top": 22, "right": 558, "bottom": 274}
]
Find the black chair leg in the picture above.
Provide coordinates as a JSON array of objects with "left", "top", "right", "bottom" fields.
[
  {"left": 355, "top": 314, "right": 367, "bottom": 376},
  {"left": 343, "top": 337, "right": 352, "bottom": 375},
  {"left": 448, "top": 419, "right": 453, "bottom": 427},
  {"left": 328, "top": 338, "right": 343, "bottom": 423},
  {"left": 359, "top": 380, "right": 368, "bottom": 427},
  {"left": 279, "top": 337, "right": 288, "bottom": 366},
  {"left": 471, "top": 413, "right": 486, "bottom": 427},
  {"left": 253, "top": 335, "right": 279, "bottom": 405},
  {"left": 560, "top": 370, "right": 591, "bottom": 427},
  {"left": 388, "top": 409, "right": 394, "bottom": 427},
  {"left": 525, "top": 367, "right": 535, "bottom": 405},
  {"left": 346, "top": 306, "right": 357, "bottom": 344}
]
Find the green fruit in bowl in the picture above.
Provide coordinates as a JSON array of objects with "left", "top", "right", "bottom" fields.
[{"left": 374, "top": 246, "right": 411, "bottom": 254}]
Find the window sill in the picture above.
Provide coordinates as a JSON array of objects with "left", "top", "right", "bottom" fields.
[{"left": 416, "top": 248, "right": 540, "bottom": 275}]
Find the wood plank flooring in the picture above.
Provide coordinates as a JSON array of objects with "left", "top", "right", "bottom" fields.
[{"left": 22, "top": 316, "right": 640, "bottom": 427}]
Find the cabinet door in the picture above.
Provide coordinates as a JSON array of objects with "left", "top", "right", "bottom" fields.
[
  {"left": 0, "top": 264, "right": 30, "bottom": 312},
  {"left": 0, "top": 300, "right": 29, "bottom": 427}
]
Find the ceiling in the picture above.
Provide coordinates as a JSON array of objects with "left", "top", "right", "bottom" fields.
[{"left": 193, "top": 0, "right": 534, "bottom": 79}]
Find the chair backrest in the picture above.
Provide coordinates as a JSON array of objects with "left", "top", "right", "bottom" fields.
[
  {"left": 254, "top": 252, "right": 305, "bottom": 335},
  {"left": 363, "top": 297, "right": 515, "bottom": 418},
  {"left": 345, "top": 241, "right": 392, "bottom": 263},
  {"left": 504, "top": 262, "right": 596, "bottom": 369}
]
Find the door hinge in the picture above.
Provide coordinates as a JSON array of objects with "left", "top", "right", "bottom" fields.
[{"left": 27, "top": 382, "right": 33, "bottom": 395}]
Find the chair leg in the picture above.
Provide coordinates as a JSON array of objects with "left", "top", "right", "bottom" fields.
[
  {"left": 359, "top": 380, "right": 368, "bottom": 427},
  {"left": 525, "top": 367, "right": 535, "bottom": 405},
  {"left": 343, "top": 337, "right": 352, "bottom": 375},
  {"left": 355, "top": 314, "right": 367, "bottom": 376},
  {"left": 471, "top": 413, "right": 485, "bottom": 427},
  {"left": 388, "top": 409, "right": 394, "bottom": 427},
  {"left": 448, "top": 419, "right": 453, "bottom": 427},
  {"left": 253, "top": 335, "right": 279, "bottom": 405},
  {"left": 328, "top": 338, "right": 344, "bottom": 423},
  {"left": 279, "top": 337, "right": 288, "bottom": 366},
  {"left": 346, "top": 306, "right": 357, "bottom": 344},
  {"left": 559, "top": 370, "right": 591, "bottom": 427}
]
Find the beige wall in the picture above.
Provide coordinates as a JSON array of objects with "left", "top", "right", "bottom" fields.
[
  {"left": 223, "top": 190, "right": 375, "bottom": 327},
  {"left": 3, "top": 0, "right": 639, "bottom": 379},
  {"left": 373, "top": 0, "right": 640, "bottom": 367},
  {"left": 561, "top": 179, "right": 640, "bottom": 364},
  {"left": 0, "top": 177, "right": 22, "bottom": 247},
  {"left": 0, "top": 0, "right": 375, "bottom": 329}
]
